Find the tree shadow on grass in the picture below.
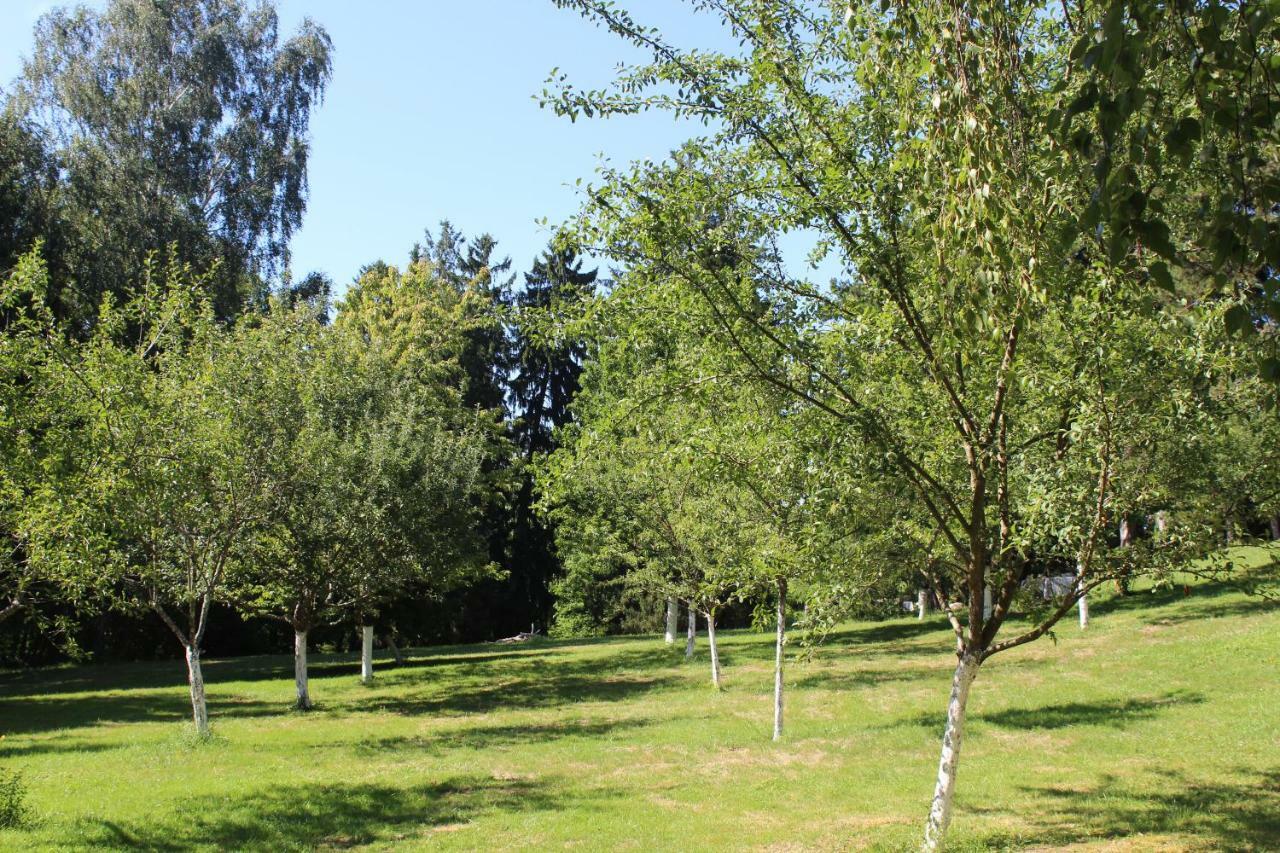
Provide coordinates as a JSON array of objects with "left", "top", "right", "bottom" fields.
[
  {"left": 790, "top": 663, "right": 940, "bottom": 692},
  {"left": 350, "top": 652, "right": 680, "bottom": 717},
  {"left": 979, "top": 769, "right": 1280, "bottom": 851},
  {"left": 0, "top": 645, "right": 571, "bottom": 699},
  {"left": 0, "top": 689, "right": 280, "bottom": 736},
  {"left": 348, "top": 717, "right": 651, "bottom": 757},
  {"left": 889, "top": 690, "right": 1204, "bottom": 735},
  {"left": 82, "top": 774, "right": 617, "bottom": 851}
]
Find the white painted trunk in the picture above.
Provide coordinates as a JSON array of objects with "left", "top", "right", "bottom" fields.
[
  {"left": 917, "top": 589, "right": 929, "bottom": 620},
  {"left": 185, "top": 644, "right": 210, "bottom": 738},
  {"left": 982, "top": 586, "right": 992, "bottom": 622},
  {"left": 1077, "top": 592, "right": 1089, "bottom": 629},
  {"left": 923, "top": 654, "right": 981, "bottom": 852},
  {"left": 773, "top": 583, "right": 786, "bottom": 741},
  {"left": 360, "top": 625, "right": 374, "bottom": 684},
  {"left": 685, "top": 604, "right": 696, "bottom": 659},
  {"left": 707, "top": 611, "right": 721, "bottom": 689},
  {"left": 1119, "top": 516, "right": 1133, "bottom": 547},
  {"left": 664, "top": 597, "right": 677, "bottom": 644},
  {"left": 294, "top": 629, "right": 312, "bottom": 710}
]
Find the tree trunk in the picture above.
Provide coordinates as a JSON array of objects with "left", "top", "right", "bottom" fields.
[
  {"left": 1271, "top": 514, "right": 1280, "bottom": 542},
  {"left": 1224, "top": 511, "right": 1235, "bottom": 546},
  {"left": 385, "top": 633, "right": 404, "bottom": 665},
  {"left": 664, "top": 597, "right": 678, "bottom": 644},
  {"left": 1077, "top": 593, "right": 1089, "bottom": 629},
  {"left": 981, "top": 586, "right": 992, "bottom": 622},
  {"left": 1155, "top": 510, "right": 1169, "bottom": 537},
  {"left": 773, "top": 580, "right": 786, "bottom": 741},
  {"left": 917, "top": 589, "right": 929, "bottom": 620},
  {"left": 360, "top": 625, "right": 374, "bottom": 684},
  {"left": 185, "top": 644, "right": 210, "bottom": 738},
  {"left": 294, "top": 629, "right": 312, "bottom": 710},
  {"left": 1119, "top": 516, "right": 1133, "bottom": 547},
  {"left": 923, "top": 653, "right": 981, "bottom": 852},
  {"left": 685, "top": 603, "right": 696, "bottom": 659},
  {"left": 706, "top": 610, "right": 721, "bottom": 689}
]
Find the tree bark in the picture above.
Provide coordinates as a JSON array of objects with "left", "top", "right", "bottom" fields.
[
  {"left": 981, "top": 586, "right": 992, "bottom": 622},
  {"left": 917, "top": 589, "right": 929, "bottom": 620},
  {"left": 685, "top": 603, "right": 696, "bottom": 659},
  {"left": 1075, "top": 560, "right": 1089, "bottom": 629},
  {"left": 923, "top": 653, "right": 981, "bottom": 852},
  {"left": 1271, "top": 514, "right": 1280, "bottom": 542},
  {"left": 185, "top": 644, "right": 210, "bottom": 738},
  {"left": 360, "top": 625, "right": 374, "bottom": 684},
  {"left": 1119, "top": 516, "right": 1133, "bottom": 547},
  {"left": 385, "top": 633, "right": 404, "bottom": 665},
  {"left": 706, "top": 610, "right": 721, "bottom": 690},
  {"left": 773, "top": 579, "right": 786, "bottom": 741},
  {"left": 1155, "top": 510, "right": 1169, "bottom": 537},
  {"left": 294, "top": 629, "right": 312, "bottom": 710},
  {"left": 664, "top": 597, "right": 678, "bottom": 644}
]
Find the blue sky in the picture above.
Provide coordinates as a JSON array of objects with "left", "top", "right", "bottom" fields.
[{"left": 2, "top": 0, "right": 730, "bottom": 290}]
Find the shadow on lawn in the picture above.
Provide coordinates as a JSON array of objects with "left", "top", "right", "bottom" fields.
[
  {"left": 981, "top": 768, "right": 1280, "bottom": 850},
  {"left": 0, "top": 690, "right": 280, "bottom": 737},
  {"left": 0, "top": 644, "right": 570, "bottom": 699},
  {"left": 84, "top": 774, "right": 615, "bottom": 851},
  {"left": 349, "top": 717, "right": 651, "bottom": 757},
  {"left": 891, "top": 690, "right": 1204, "bottom": 735},
  {"left": 351, "top": 648, "right": 680, "bottom": 717}
]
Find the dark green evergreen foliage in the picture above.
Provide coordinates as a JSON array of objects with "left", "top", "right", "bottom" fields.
[
  {"left": 510, "top": 247, "right": 597, "bottom": 456},
  {"left": 4, "top": 0, "right": 332, "bottom": 322},
  {"left": 413, "top": 222, "right": 515, "bottom": 412}
]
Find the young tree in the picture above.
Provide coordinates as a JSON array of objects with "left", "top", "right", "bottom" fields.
[
  {"left": 17, "top": 257, "right": 281, "bottom": 736},
  {"left": 545, "top": 2, "right": 1219, "bottom": 845}
]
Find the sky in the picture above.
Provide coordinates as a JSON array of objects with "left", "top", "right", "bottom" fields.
[{"left": 1, "top": 0, "right": 732, "bottom": 290}]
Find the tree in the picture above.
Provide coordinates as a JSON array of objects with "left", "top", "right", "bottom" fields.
[
  {"left": 545, "top": 1, "right": 1221, "bottom": 846},
  {"left": 6, "top": 0, "right": 332, "bottom": 321},
  {"left": 17, "top": 256, "right": 281, "bottom": 736}
]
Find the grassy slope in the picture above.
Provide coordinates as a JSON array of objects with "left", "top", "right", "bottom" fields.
[{"left": 0, "top": 553, "right": 1276, "bottom": 851}]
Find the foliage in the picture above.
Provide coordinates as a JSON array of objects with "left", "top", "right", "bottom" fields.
[{"left": 4, "top": 0, "right": 332, "bottom": 320}]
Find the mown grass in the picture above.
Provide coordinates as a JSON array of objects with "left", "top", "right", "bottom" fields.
[{"left": 0, "top": 550, "right": 1277, "bottom": 851}]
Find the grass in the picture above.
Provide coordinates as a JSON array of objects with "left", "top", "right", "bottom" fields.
[{"left": 0, "top": 552, "right": 1276, "bottom": 851}]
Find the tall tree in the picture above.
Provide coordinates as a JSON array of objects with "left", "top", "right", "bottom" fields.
[{"left": 6, "top": 0, "right": 332, "bottom": 321}]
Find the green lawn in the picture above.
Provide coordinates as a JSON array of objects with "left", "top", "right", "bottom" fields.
[{"left": 0, "top": 555, "right": 1277, "bottom": 851}]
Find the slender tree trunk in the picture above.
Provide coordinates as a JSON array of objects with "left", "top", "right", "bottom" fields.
[
  {"left": 360, "top": 625, "right": 375, "bottom": 684},
  {"left": 773, "top": 580, "right": 786, "bottom": 741},
  {"left": 386, "top": 635, "right": 404, "bottom": 665},
  {"left": 664, "top": 597, "right": 678, "bottom": 644},
  {"left": 685, "top": 603, "right": 696, "bottom": 659},
  {"left": 294, "top": 629, "right": 312, "bottom": 710},
  {"left": 981, "top": 586, "right": 992, "bottom": 622},
  {"left": 917, "top": 589, "right": 929, "bottom": 620},
  {"left": 185, "top": 644, "right": 210, "bottom": 738},
  {"left": 1155, "top": 510, "right": 1169, "bottom": 538},
  {"left": 1271, "top": 513, "right": 1280, "bottom": 542},
  {"left": 1119, "top": 516, "right": 1133, "bottom": 547},
  {"left": 706, "top": 610, "right": 721, "bottom": 689},
  {"left": 1224, "top": 510, "right": 1235, "bottom": 546},
  {"left": 923, "top": 653, "right": 981, "bottom": 852},
  {"left": 1076, "top": 560, "right": 1089, "bottom": 630}
]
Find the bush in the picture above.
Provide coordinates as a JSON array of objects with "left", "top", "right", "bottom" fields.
[{"left": 0, "top": 767, "right": 29, "bottom": 828}]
